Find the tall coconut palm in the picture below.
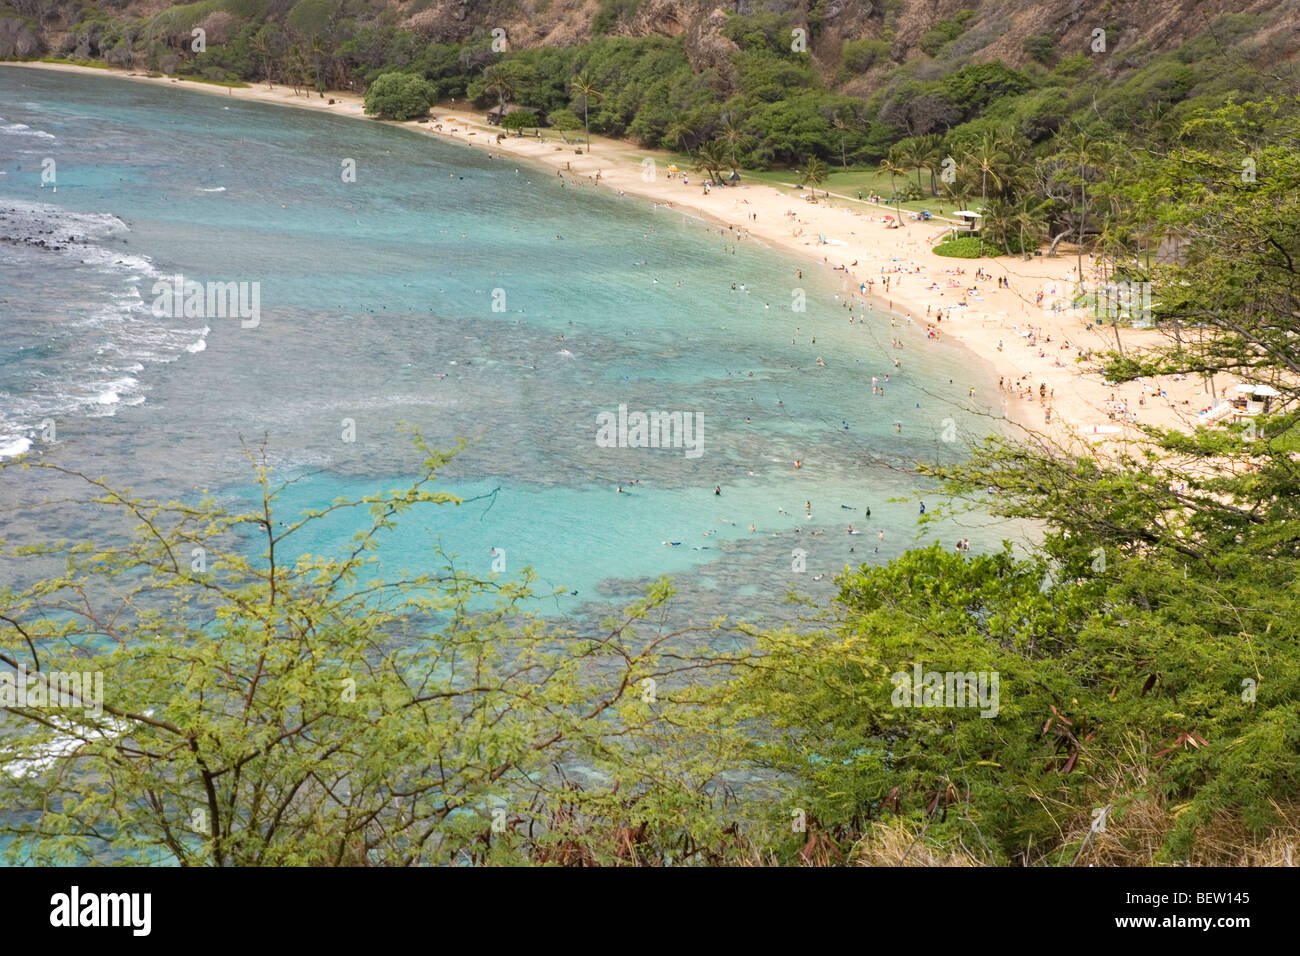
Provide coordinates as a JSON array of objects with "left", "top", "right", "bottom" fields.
[
  {"left": 965, "top": 132, "right": 1009, "bottom": 206},
  {"left": 880, "top": 148, "right": 908, "bottom": 222},
  {"left": 719, "top": 113, "right": 753, "bottom": 173},
  {"left": 829, "top": 108, "right": 864, "bottom": 170},
  {"left": 900, "top": 138, "right": 928, "bottom": 191},
  {"left": 570, "top": 72, "right": 603, "bottom": 151},
  {"left": 308, "top": 34, "right": 329, "bottom": 92},
  {"left": 251, "top": 33, "right": 272, "bottom": 86},
  {"left": 1056, "top": 129, "right": 1116, "bottom": 345},
  {"left": 1057, "top": 129, "right": 1108, "bottom": 296},
  {"left": 1011, "top": 194, "right": 1051, "bottom": 258},
  {"left": 799, "top": 155, "right": 830, "bottom": 198},
  {"left": 918, "top": 133, "right": 944, "bottom": 196}
]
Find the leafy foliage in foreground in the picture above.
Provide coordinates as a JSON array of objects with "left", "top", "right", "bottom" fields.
[{"left": 0, "top": 441, "right": 755, "bottom": 866}]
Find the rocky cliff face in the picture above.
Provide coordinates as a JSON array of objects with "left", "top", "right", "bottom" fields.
[
  {"left": 398, "top": 0, "right": 1299, "bottom": 84},
  {"left": 0, "top": 13, "right": 39, "bottom": 58},
  {"left": 12, "top": 0, "right": 1300, "bottom": 86}
]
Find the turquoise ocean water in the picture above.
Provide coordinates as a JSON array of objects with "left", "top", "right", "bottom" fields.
[{"left": 0, "top": 66, "right": 1022, "bottom": 626}]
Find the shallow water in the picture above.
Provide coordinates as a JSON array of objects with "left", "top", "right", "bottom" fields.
[{"left": 0, "top": 67, "right": 1027, "bottom": 626}]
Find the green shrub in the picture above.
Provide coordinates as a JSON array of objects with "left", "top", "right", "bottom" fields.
[
  {"left": 918, "top": 10, "right": 973, "bottom": 56},
  {"left": 933, "top": 235, "right": 999, "bottom": 257},
  {"left": 363, "top": 72, "right": 436, "bottom": 120},
  {"left": 593, "top": 0, "right": 643, "bottom": 35},
  {"left": 1022, "top": 32, "right": 1056, "bottom": 65},
  {"left": 841, "top": 37, "right": 890, "bottom": 73}
]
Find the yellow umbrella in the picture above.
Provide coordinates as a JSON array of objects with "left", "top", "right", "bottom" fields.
[{"left": 667, "top": 164, "right": 679, "bottom": 173}]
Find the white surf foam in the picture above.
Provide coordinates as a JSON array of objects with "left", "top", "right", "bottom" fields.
[{"left": 0, "top": 436, "right": 33, "bottom": 459}]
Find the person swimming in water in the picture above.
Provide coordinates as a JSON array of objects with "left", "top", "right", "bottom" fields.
[{"left": 714, "top": 485, "right": 721, "bottom": 496}]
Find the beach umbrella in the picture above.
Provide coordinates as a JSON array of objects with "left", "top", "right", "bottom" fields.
[
  {"left": 667, "top": 164, "right": 678, "bottom": 173},
  {"left": 1253, "top": 385, "right": 1280, "bottom": 396},
  {"left": 1233, "top": 384, "right": 1258, "bottom": 394}
]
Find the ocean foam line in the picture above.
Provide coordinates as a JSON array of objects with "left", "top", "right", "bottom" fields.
[{"left": 0, "top": 120, "right": 56, "bottom": 140}]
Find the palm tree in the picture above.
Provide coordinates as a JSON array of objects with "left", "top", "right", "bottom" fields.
[
  {"left": 965, "top": 133, "right": 1008, "bottom": 206},
  {"left": 719, "top": 113, "right": 752, "bottom": 173},
  {"left": 1055, "top": 129, "right": 1117, "bottom": 346},
  {"left": 286, "top": 45, "right": 308, "bottom": 96},
  {"left": 250, "top": 33, "right": 272, "bottom": 86},
  {"left": 666, "top": 119, "right": 698, "bottom": 160},
  {"left": 1057, "top": 129, "right": 1107, "bottom": 296},
  {"left": 829, "top": 108, "right": 864, "bottom": 171},
  {"left": 880, "top": 149, "right": 908, "bottom": 223},
  {"left": 919, "top": 133, "right": 944, "bottom": 196},
  {"left": 694, "top": 139, "right": 729, "bottom": 184},
  {"left": 308, "top": 35, "right": 328, "bottom": 92},
  {"left": 570, "top": 72, "right": 603, "bottom": 151},
  {"left": 899, "top": 138, "right": 927, "bottom": 191},
  {"left": 1011, "top": 194, "right": 1051, "bottom": 258},
  {"left": 799, "top": 156, "right": 829, "bottom": 199},
  {"left": 482, "top": 64, "right": 514, "bottom": 119},
  {"left": 982, "top": 196, "right": 1034, "bottom": 256}
]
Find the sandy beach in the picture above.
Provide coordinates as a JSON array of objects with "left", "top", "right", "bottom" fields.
[{"left": 6, "top": 61, "right": 1245, "bottom": 454}]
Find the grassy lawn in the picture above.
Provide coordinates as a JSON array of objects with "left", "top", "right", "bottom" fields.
[
  {"left": 471, "top": 120, "right": 965, "bottom": 222},
  {"left": 643, "top": 154, "right": 953, "bottom": 214}
]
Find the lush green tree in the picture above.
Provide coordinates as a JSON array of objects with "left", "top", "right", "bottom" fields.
[
  {"left": 481, "top": 63, "right": 515, "bottom": 116},
  {"left": 501, "top": 108, "right": 535, "bottom": 134},
  {"left": 0, "top": 444, "right": 752, "bottom": 866},
  {"left": 547, "top": 107, "right": 582, "bottom": 142},
  {"left": 693, "top": 139, "right": 729, "bottom": 184},
  {"left": 1108, "top": 99, "right": 1300, "bottom": 397},
  {"left": 362, "top": 71, "right": 434, "bottom": 120},
  {"left": 939, "top": 62, "right": 1035, "bottom": 120}
]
